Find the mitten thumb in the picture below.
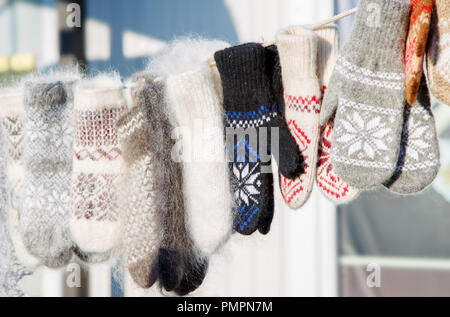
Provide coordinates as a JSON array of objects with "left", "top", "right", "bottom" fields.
[
  {"left": 272, "top": 115, "right": 305, "bottom": 179},
  {"left": 320, "top": 75, "right": 339, "bottom": 126}
]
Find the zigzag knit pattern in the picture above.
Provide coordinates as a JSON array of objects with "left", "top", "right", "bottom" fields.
[
  {"left": 72, "top": 108, "right": 125, "bottom": 220},
  {"left": 117, "top": 105, "right": 159, "bottom": 289},
  {"left": 280, "top": 118, "right": 312, "bottom": 205},
  {"left": 316, "top": 113, "right": 359, "bottom": 203},
  {"left": 285, "top": 95, "right": 321, "bottom": 113},
  {"left": 71, "top": 79, "right": 126, "bottom": 254},
  {"left": 226, "top": 104, "right": 280, "bottom": 129}
]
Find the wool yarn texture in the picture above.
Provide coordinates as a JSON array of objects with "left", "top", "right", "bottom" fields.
[
  {"left": 276, "top": 26, "right": 322, "bottom": 209},
  {"left": 0, "top": 88, "right": 40, "bottom": 269},
  {"left": 320, "top": 0, "right": 411, "bottom": 189},
  {"left": 405, "top": 0, "right": 433, "bottom": 105},
  {"left": 150, "top": 39, "right": 231, "bottom": 293},
  {"left": 166, "top": 68, "right": 232, "bottom": 256},
  {"left": 262, "top": 44, "right": 298, "bottom": 233},
  {"left": 314, "top": 25, "right": 359, "bottom": 204},
  {"left": 427, "top": 0, "right": 450, "bottom": 105},
  {"left": 22, "top": 75, "right": 78, "bottom": 268},
  {"left": 384, "top": 78, "right": 440, "bottom": 194},
  {"left": 136, "top": 72, "right": 207, "bottom": 295},
  {"left": 117, "top": 77, "right": 160, "bottom": 289},
  {"left": 150, "top": 38, "right": 231, "bottom": 295},
  {"left": 70, "top": 75, "right": 126, "bottom": 254},
  {"left": 0, "top": 126, "right": 31, "bottom": 297},
  {"left": 215, "top": 43, "right": 303, "bottom": 235}
]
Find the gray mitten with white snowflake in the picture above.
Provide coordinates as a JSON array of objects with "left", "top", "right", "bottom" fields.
[
  {"left": 320, "top": 0, "right": 411, "bottom": 189},
  {"left": 21, "top": 80, "right": 76, "bottom": 268},
  {"left": 384, "top": 78, "right": 440, "bottom": 194}
]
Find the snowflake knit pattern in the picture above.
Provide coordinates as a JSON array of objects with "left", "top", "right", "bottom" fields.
[
  {"left": 70, "top": 75, "right": 126, "bottom": 254},
  {"left": 276, "top": 26, "right": 322, "bottom": 209},
  {"left": 215, "top": 43, "right": 303, "bottom": 235},
  {"left": 0, "top": 127, "right": 31, "bottom": 297},
  {"left": 315, "top": 25, "right": 359, "bottom": 204},
  {"left": 321, "top": 0, "right": 411, "bottom": 189},
  {"left": 117, "top": 82, "right": 160, "bottom": 289},
  {"left": 405, "top": 0, "right": 433, "bottom": 105},
  {"left": 0, "top": 88, "right": 41, "bottom": 269},
  {"left": 384, "top": 78, "right": 440, "bottom": 194},
  {"left": 427, "top": 0, "right": 450, "bottom": 105},
  {"left": 22, "top": 79, "right": 76, "bottom": 268}
]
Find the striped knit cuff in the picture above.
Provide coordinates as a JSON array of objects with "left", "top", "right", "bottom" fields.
[
  {"left": 276, "top": 25, "right": 318, "bottom": 81},
  {"left": 74, "top": 75, "right": 125, "bottom": 111},
  {"left": 0, "top": 88, "right": 24, "bottom": 117},
  {"left": 348, "top": 0, "right": 411, "bottom": 56},
  {"left": 314, "top": 24, "right": 339, "bottom": 88},
  {"left": 167, "top": 68, "right": 220, "bottom": 123},
  {"left": 214, "top": 43, "right": 271, "bottom": 109}
]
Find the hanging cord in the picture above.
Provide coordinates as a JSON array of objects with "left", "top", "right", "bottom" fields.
[
  {"left": 309, "top": 7, "right": 358, "bottom": 31},
  {"left": 124, "top": 7, "right": 358, "bottom": 88},
  {"left": 208, "top": 7, "right": 358, "bottom": 66}
]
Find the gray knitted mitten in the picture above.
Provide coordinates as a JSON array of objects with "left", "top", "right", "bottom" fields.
[
  {"left": 22, "top": 80, "right": 75, "bottom": 268},
  {"left": 384, "top": 78, "right": 440, "bottom": 194},
  {"left": 0, "top": 88, "right": 40, "bottom": 269},
  {"left": 0, "top": 128, "right": 31, "bottom": 297},
  {"left": 117, "top": 76, "right": 160, "bottom": 289},
  {"left": 320, "top": 0, "right": 411, "bottom": 189}
]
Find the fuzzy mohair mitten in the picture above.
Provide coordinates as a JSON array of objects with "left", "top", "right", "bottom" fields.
[
  {"left": 276, "top": 26, "right": 321, "bottom": 209},
  {"left": 427, "top": 0, "right": 450, "bottom": 105},
  {"left": 137, "top": 73, "right": 207, "bottom": 296},
  {"left": 0, "top": 137, "right": 31, "bottom": 297},
  {"left": 405, "top": 0, "right": 433, "bottom": 105},
  {"left": 384, "top": 78, "right": 440, "bottom": 193},
  {"left": 22, "top": 77, "right": 77, "bottom": 268},
  {"left": 166, "top": 68, "right": 232, "bottom": 256},
  {"left": 117, "top": 77, "right": 160, "bottom": 289},
  {"left": 215, "top": 43, "right": 303, "bottom": 235},
  {"left": 320, "top": 0, "right": 411, "bottom": 189},
  {"left": 314, "top": 25, "right": 359, "bottom": 204},
  {"left": 0, "top": 88, "right": 41, "bottom": 269},
  {"left": 70, "top": 75, "right": 126, "bottom": 254}
]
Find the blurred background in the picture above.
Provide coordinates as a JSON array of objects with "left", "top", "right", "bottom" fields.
[{"left": 1, "top": 0, "right": 450, "bottom": 297}]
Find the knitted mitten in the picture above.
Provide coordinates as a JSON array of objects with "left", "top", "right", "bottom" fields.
[
  {"left": 137, "top": 73, "right": 207, "bottom": 295},
  {"left": 384, "top": 78, "right": 440, "bottom": 193},
  {"left": 320, "top": 0, "right": 411, "bottom": 189},
  {"left": 405, "top": 0, "right": 433, "bottom": 105},
  {"left": 0, "top": 88, "right": 40, "bottom": 269},
  {"left": 0, "top": 138, "right": 31, "bottom": 297},
  {"left": 70, "top": 76, "right": 126, "bottom": 254},
  {"left": 117, "top": 77, "right": 160, "bottom": 289},
  {"left": 215, "top": 43, "right": 302, "bottom": 235},
  {"left": 260, "top": 45, "right": 295, "bottom": 233},
  {"left": 22, "top": 79, "right": 76, "bottom": 268},
  {"left": 427, "top": 0, "right": 450, "bottom": 105},
  {"left": 314, "top": 25, "right": 360, "bottom": 204},
  {"left": 166, "top": 68, "right": 232, "bottom": 256},
  {"left": 276, "top": 26, "right": 321, "bottom": 209}
]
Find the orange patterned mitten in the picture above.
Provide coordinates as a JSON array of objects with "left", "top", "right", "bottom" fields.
[{"left": 405, "top": 0, "right": 433, "bottom": 105}]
